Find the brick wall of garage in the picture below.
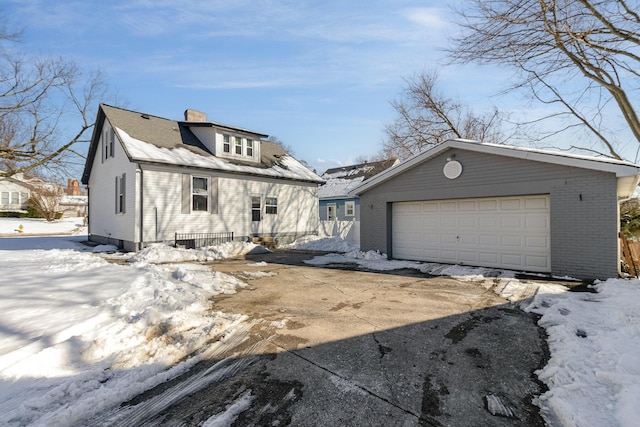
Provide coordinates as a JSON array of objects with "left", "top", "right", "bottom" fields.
[{"left": 359, "top": 148, "right": 619, "bottom": 280}]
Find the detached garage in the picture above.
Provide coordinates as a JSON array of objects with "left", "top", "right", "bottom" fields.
[{"left": 353, "top": 140, "right": 640, "bottom": 280}]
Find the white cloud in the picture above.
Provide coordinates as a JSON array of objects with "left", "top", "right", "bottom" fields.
[{"left": 401, "top": 7, "right": 450, "bottom": 30}]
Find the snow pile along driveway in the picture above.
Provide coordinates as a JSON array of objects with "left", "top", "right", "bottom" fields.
[{"left": 0, "top": 242, "right": 263, "bottom": 426}]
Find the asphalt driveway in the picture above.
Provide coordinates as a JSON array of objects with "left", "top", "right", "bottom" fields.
[{"left": 115, "top": 250, "right": 549, "bottom": 426}]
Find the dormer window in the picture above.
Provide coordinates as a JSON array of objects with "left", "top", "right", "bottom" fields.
[
  {"left": 234, "top": 136, "right": 242, "bottom": 155},
  {"left": 246, "top": 139, "right": 253, "bottom": 156},
  {"left": 223, "top": 134, "right": 231, "bottom": 153}
]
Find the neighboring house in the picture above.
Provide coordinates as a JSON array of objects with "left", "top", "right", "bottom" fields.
[
  {"left": 0, "top": 173, "right": 33, "bottom": 213},
  {"left": 59, "top": 195, "right": 88, "bottom": 218},
  {"left": 352, "top": 139, "right": 640, "bottom": 280},
  {"left": 81, "top": 104, "right": 324, "bottom": 251},
  {"left": 318, "top": 159, "right": 397, "bottom": 244}
]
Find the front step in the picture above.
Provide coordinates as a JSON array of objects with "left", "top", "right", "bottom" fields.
[{"left": 252, "top": 236, "right": 277, "bottom": 250}]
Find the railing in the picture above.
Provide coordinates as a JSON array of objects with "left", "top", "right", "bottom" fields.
[{"left": 175, "top": 232, "right": 234, "bottom": 249}]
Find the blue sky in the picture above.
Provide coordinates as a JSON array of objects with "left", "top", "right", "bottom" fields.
[
  {"left": 7, "top": 0, "right": 631, "bottom": 177},
  {"left": 3, "top": 0, "right": 506, "bottom": 175}
]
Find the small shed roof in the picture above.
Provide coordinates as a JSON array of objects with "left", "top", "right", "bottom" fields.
[
  {"left": 352, "top": 139, "right": 640, "bottom": 199},
  {"left": 319, "top": 158, "right": 398, "bottom": 199}
]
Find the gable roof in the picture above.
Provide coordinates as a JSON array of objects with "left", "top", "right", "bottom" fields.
[
  {"left": 351, "top": 139, "right": 640, "bottom": 198},
  {"left": 318, "top": 158, "right": 398, "bottom": 199},
  {"left": 82, "top": 104, "right": 323, "bottom": 184}
]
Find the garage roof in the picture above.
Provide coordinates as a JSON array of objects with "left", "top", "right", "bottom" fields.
[{"left": 351, "top": 139, "right": 640, "bottom": 199}]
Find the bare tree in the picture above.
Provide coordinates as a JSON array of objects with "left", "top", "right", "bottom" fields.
[
  {"left": 449, "top": 0, "right": 640, "bottom": 160},
  {"left": 0, "top": 22, "right": 107, "bottom": 178},
  {"left": 27, "top": 179, "right": 64, "bottom": 221},
  {"left": 381, "top": 71, "right": 505, "bottom": 160}
]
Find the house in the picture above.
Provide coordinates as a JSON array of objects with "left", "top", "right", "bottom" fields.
[
  {"left": 81, "top": 104, "right": 324, "bottom": 251},
  {"left": 318, "top": 159, "right": 397, "bottom": 244},
  {"left": 352, "top": 139, "right": 640, "bottom": 280},
  {"left": 0, "top": 173, "right": 32, "bottom": 213}
]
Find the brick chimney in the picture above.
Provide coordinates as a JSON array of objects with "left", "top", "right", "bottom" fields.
[{"left": 184, "top": 109, "right": 207, "bottom": 122}]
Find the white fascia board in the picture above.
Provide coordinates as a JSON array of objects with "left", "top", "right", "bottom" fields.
[{"left": 352, "top": 139, "right": 640, "bottom": 196}]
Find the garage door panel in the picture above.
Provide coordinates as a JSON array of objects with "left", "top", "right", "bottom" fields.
[
  {"left": 393, "top": 195, "right": 550, "bottom": 272},
  {"left": 458, "top": 201, "right": 476, "bottom": 211},
  {"left": 478, "top": 235, "right": 499, "bottom": 246},
  {"left": 478, "top": 252, "right": 499, "bottom": 264},
  {"left": 501, "top": 235, "right": 523, "bottom": 247},
  {"left": 500, "top": 216, "right": 522, "bottom": 228},
  {"left": 525, "top": 197, "right": 548, "bottom": 209}
]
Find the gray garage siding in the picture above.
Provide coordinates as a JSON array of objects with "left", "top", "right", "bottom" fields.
[{"left": 359, "top": 148, "right": 619, "bottom": 280}]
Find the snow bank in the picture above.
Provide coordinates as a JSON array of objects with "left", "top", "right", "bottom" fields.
[
  {"left": 128, "top": 241, "right": 270, "bottom": 264},
  {"left": 530, "top": 279, "right": 640, "bottom": 427},
  {"left": 0, "top": 245, "right": 252, "bottom": 426},
  {"left": 282, "top": 235, "right": 359, "bottom": 252}
]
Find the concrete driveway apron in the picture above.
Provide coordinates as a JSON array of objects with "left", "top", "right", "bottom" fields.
[{"left": 124, "top": 251, "right": 548, "bottom": 426}]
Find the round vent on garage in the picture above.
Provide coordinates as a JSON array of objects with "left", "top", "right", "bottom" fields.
[{"left": 443, "top": 160, "right": 462, "bottom": 179}]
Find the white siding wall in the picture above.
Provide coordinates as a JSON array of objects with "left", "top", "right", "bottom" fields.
[
  {"left": 87, "top": 120, "right": 137, "bottom": 245},
  {"left": 140, "top": 165, "right": 318, "bottom": 243}
]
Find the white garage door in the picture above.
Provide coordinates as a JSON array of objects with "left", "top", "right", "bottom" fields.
[{"left": 392, "top": 195, "right": 550, "bottom": 272}]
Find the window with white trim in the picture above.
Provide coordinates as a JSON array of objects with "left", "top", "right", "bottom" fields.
[
  {"left": 234, "top": 136, "right": 243, "bottom": 155},
  {"left": 223, "top": 134, "right": 231, "bottom": 153},
  {"left": 251, "top": 196, "right": 261, "bottom": 221},
  {"left": 345, "top": 201, "right": 355, "bottom": 216},
  {"left": 115, "top": 173, "right": 126, "bottom": 214},
  {"left": 192, "top": 176, "right": 208, "bottom": 212},
  {"left": 265, "top": 197, "right": 277, "bottom": 214},
  {"left": 104, "top": 128, "right": 115, "bottom": 160},
  {"left": 246, "top": 139, "right": 253, "bottom": 156}
]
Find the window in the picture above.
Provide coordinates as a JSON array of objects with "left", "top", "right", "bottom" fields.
[
  {"left": 104, "top": 128, "right": 115, "bottom": 160},
  {"left": 234, "top": 136, "right": 243, "bottom": 155},
  {"left": 251, "top": 196, "right": 261, "bottom": 221},
  {"left": 265, "top": 197, "right": 277, "bottom": 214},
  {"left": 345, "top": 201, "right": 355, "bottom": 217},
  {"left": 1, "top": 192, "right": 8, "bottom": 205},
  {"left": 20, "top": 192, "right": 29, "bottom": 204},
  {"left": 192, "top": 176, "right": 208, "bottom": 212},
  {"left": 115, "top": 174, "right": 126, "bottom": 214},
  {"left": 109, "top": 129, "right": 115, "bottom": 157},
  {"left": 223, "top": 134, "right": 230, "bottom": 153},
  {"left": 246, "top": 139, "right": 253, "bottom": 156}
]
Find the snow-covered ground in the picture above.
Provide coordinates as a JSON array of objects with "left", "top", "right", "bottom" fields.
[{"left": 0, "top": 221, "right": 638, "bottom": 426}]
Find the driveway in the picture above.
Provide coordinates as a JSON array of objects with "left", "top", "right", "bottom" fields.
[{"left": 114, "top": 251, "right": 548, "bottom": 426}]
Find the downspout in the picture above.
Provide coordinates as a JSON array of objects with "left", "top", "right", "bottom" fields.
[{"left": 138, "top": 165, "right": 144, "bottom": 251}]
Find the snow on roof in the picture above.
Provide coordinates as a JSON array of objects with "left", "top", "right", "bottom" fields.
[
  {"left": 318, "top": 176, "right": 365, "bottom": 199},
  {"left": 117, "top": 127, "right": 323, "bottom": 183},
  {"left": 319, "top": 159, "right": 398, "bottom": 199}
]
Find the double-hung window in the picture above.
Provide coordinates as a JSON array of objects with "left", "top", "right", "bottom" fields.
[
  {"left": 246, "top": 139, "right": 253, "bottom": 157},
  {"left": 234, "top": 136, "right": 243, "bottom": 155},
  {"left": 115, "top": 174, "right": 126, "bottom": 214},
  {"left": 223, "top": 134, "right": 231, "bottom": 153},
  {"left": 104, "top": 128, "right": 115, "bottom": 160},
  {"left": 251, "top": 196, "right": 261, "bottom": 221},
  {"left": 265, "top": 197, "right": 277, "bottom": 214},
  {"left": 192, "top": 176, "right": 208, "bottom": 212},
  {"left": 345, "top": 201, "right": 355, "bottom": 217}
]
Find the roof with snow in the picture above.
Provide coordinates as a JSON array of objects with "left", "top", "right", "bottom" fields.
[
  {"left": 352, "top": 139, "right": 640, "bottom": 199},
  {"left": 81, "top": 104, "right": 323, "bottom": 184},
  {"left": 318, "top": 158, "right": 398, "bottom": 199}
]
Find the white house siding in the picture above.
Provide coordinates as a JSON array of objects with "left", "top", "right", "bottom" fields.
[
  {"left": 87, "top": 120, "right": 138, "bottom": 249},
  {"left": 140, "top": 165, "right": 318, "bottom": 245},
  {"left": 0, "top": 178, "right": 31, "bottom": 212}
]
